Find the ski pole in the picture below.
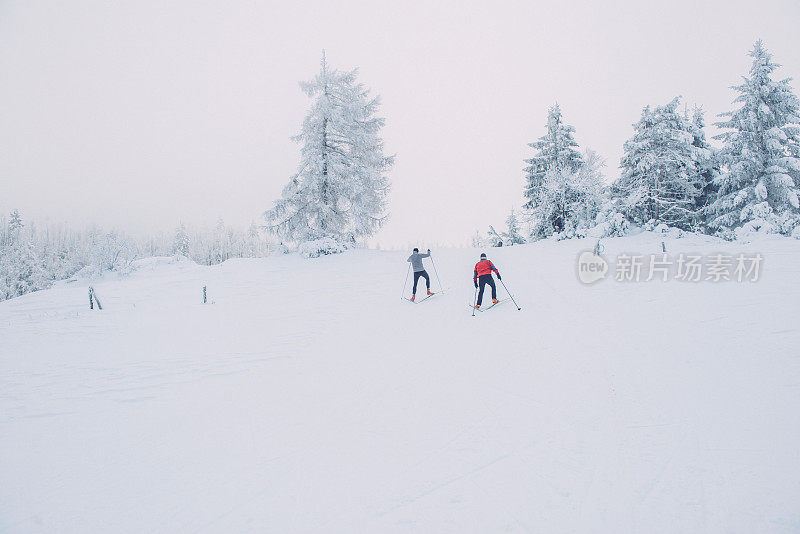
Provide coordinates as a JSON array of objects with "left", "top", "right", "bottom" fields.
[
  {"left": 401, "top": 263, "right": 411, "bottom": 299},
  {"left": 499, "top": 279, "right": 522, "bottom": 310},
  {"left": 430, "top": 253, "right": 443, "bottom": 292},
  {"left": 471, "top": 286, "right": 478, "bottom": 317}
]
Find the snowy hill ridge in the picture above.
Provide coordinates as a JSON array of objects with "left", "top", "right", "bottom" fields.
[{"left": 1, "top": 232, "right": 799, "bottom": 533}]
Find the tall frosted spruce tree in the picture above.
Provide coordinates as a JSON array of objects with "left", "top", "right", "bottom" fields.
[
  {"left": 266, "top": 53, "right": 394, "bottom": 245},
  {"left": 710, "top": 40, "right": 800, "bottom": 235},
  {"left": 524, "top": 104, "right": 604, "bottom": 239},
  {"left": 613, "top": 97, "right": 704, "bottom": 229},
  {"left": 524, "top": 103, "right": 583, "bottom": 211}
]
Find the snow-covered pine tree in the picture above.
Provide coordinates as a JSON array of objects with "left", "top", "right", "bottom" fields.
[
  {"left": 209, "top": 218, "right": 231, "bottom": 264},
  {"left": 525, "top": 147, "right": 605, "bottom": 239},
  {"left": 8, "top": 209, "right": 23, "bottom": 242},
  {"left": 524, "top": 104, "right": 585, "bottom": 238},
  {"left": 524, "top": 104, "right": 583, "bottom": 211},
  {"left": 709, "top": 41, "right": 800, "bottom": 235},
  {"left": 688, "top": 106, "right": 721, "bottom": 228},
  {"left": 265, "top": 52, "right": 394, "bottom": 246},
  {"left": 502, "top": 208, "right": 526, "bottom": 245},
  {"left": 536, "top": 167, "right": 571, "bottom": 237},
  {"left": 614, "top": 97, "right": 702, "bottom": 229},
  {"left": 173, "top": 224, "right": 190, "bottom": 256}
]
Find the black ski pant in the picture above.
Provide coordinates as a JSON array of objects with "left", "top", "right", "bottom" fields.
[
  {"left": 412, "top": 270, "right": 430, "bottom": 294},
  {"left": 476, "top": 274, "right": 496, "bottom": 305}
]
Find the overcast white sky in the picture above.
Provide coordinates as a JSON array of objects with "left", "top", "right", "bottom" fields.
[{"left": 1, "top": 0, "right": 799, "bottom": 247}]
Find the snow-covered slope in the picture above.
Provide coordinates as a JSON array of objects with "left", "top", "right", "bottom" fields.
[{"left": 1, "top": 233, "right": 799, "bottom": 533}]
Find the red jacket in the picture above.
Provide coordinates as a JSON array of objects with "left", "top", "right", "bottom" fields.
[{"left": 474, "top": 260, "right": 499, "bottom": 281}]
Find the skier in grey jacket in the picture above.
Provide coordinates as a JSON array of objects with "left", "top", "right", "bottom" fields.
[{"left": 407, "top": 247, "right": 432, "bottom": 301}]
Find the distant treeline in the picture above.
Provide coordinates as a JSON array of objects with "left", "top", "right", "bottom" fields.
[
  {"left": 481, "top": 40, "right": 800, "bottom": 246},
  {"left": 0, "top": 213, "right": 277, "bottom": 302}
]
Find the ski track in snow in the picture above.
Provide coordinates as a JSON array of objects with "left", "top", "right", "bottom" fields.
[{"left": 1, "top": 232, "right": 799, "bottom": 533}]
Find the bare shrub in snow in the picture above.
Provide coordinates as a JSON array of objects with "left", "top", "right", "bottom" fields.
[{"left": 298, "top": 238, "right": 348, "bottom": 258}]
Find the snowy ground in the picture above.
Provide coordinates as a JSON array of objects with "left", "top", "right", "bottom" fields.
[{"left": 1, "top": 231, "right": 799, "bottom": 533}]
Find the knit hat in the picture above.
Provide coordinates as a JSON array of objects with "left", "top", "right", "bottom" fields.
[{"left": 480, "top": 253, "right": 487, "bottom": 259}]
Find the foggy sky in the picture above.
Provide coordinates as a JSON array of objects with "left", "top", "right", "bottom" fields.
[{"left": 1, "top": 0, "right": 799, "bottom": 247}]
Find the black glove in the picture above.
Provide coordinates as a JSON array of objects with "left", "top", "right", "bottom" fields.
[
  {"left": 497, "top": 274, "right": 502, "bottom": 281},
  {"left": 427, "top": 249, "right": 431, "bottom": 253},
  {"left": 474, "top": 281, "right": 478, "bottom": 288}
]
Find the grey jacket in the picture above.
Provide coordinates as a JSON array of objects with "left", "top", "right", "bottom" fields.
[{"left": 407, "top": 251, "right": 430, "bottom": 272}]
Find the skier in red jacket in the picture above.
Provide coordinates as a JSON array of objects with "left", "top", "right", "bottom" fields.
[{"left": 473, "top": 252, "right": 501, "bottom": 309}]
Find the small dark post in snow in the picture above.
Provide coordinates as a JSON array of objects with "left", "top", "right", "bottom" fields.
[
  {"left": 89, "top": 287, "right": 103, "bottom": 310},
  {"left": 203, "top": 286, "right": 207, "bottom": 304},
  {"left": 662, "top": 241, "right": 667, "bottom": 253},
  {"left": 593, "top": 240, "right": 602, "bottom": 256}
]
